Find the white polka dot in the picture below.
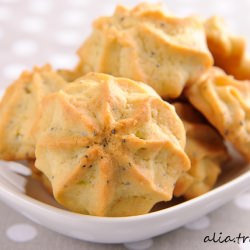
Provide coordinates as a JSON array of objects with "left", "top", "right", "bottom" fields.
[
  {"left": 61, "top": 10, "right": 87, "bottom": 26},
  {"left": 239, "top": 238, "right": 250, "bottom": 250},
  {"left": 12, "top": 39, "right": 38, "bottom": 57},
  {"left": 0, "top": 7, "right": 12, "bottom": 21},
  {"left": 124, "top": 239, "right": 153, "bottom": 250},
  {"left": 234, "top": 193, "right": 250, "bottom": 210},
  {"left": 3, "top": 64, "right": 27, "bottom": 80},
  {"left": 28, "top": 0, "right": 52, "bottom": 15},
  {"left": 6, "top": 224, "right": 37, "bottom": 242},
  {"left": 184, "top": 216, "right": 210, "bottom": 230},
  {"left": 49, "top": 54, "right": 78, "bottom": 69},
  {"left": 20, "top": 17, "right": 45, "bottom": 33},
  {"left": 55, "top": 30, "right": 83, "bottom": 46}
]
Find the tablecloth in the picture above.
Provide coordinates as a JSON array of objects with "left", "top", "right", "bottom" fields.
[{"left": 0, "top": 0, "right": 250, "bottom": 249}]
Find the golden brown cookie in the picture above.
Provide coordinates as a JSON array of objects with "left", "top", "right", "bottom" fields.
[
  {"left": 0, "top": 65, "right": 68, "bottom": 160},
  {"left": 173, "top": 103, "right": 228, "bottom": 199},
  {"left": 205, "top": 16, "right": 250, "bottom": 80},
  {"left": 33, "top": 72, "right": 190, "bottom": 217},
  {"left": 185, "top": 67, "right": 250, "bottom": 161},
  {"left": 77, "top": 3, "right": 213, "bottom": 98}
]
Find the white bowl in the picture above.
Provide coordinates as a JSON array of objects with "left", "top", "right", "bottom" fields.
[{"left": 0, "top": 158, "right": 249, "bottom": 244}]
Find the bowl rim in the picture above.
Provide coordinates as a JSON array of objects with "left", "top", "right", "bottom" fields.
[{"left": 0, "top": 167, "right": 249, "bottom": 223}]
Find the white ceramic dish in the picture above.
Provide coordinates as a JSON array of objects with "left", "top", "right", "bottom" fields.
[{"left": 0, "top": 156, "right": 249, "bottom": 244}]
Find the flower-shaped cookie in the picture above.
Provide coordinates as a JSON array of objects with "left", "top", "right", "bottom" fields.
[
  {"left": 0, "top": 65, "right": 67, "bottom": 160},
  {"left": 33, "top": 72, "right": 190, "bottom": 217},
  {"left": 186, "top": 67, "right": 250, "bottom": 161},
  {"left": 205, "top": 16, "right": 250, "bottom": 80},
  {"left": 77, "top": 3, "right": 212, "bottom": 98},
  {"left": 173, "top": 103, "right": 228, "bottom": 199}
]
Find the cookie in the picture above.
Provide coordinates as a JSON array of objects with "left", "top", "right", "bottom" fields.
[
  {"left": 205, "top": 16, "right": 250, "bottom": 80},
  {"left": 173, "top": 103, "right": 228, "bottom": 199},
  {"left": 77, "top": 3, "right": 212, "bottom": 98},
  {"left": 185, "top": 67, "right": 250, "bottom": 161},
  {"left": 0, "top": 65, "right": 68, "bottom": 160},
  {"left": 33, "top": 72, "right": 190, "bottom": 217}
]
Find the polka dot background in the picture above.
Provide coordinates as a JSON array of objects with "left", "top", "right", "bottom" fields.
[{"left": 0, "top": 0, "right": 250, "bottom": 249}]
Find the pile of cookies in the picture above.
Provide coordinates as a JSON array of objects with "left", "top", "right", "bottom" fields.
[{"left": 0, "top": 3, "right": 249, "bottom": 217}]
